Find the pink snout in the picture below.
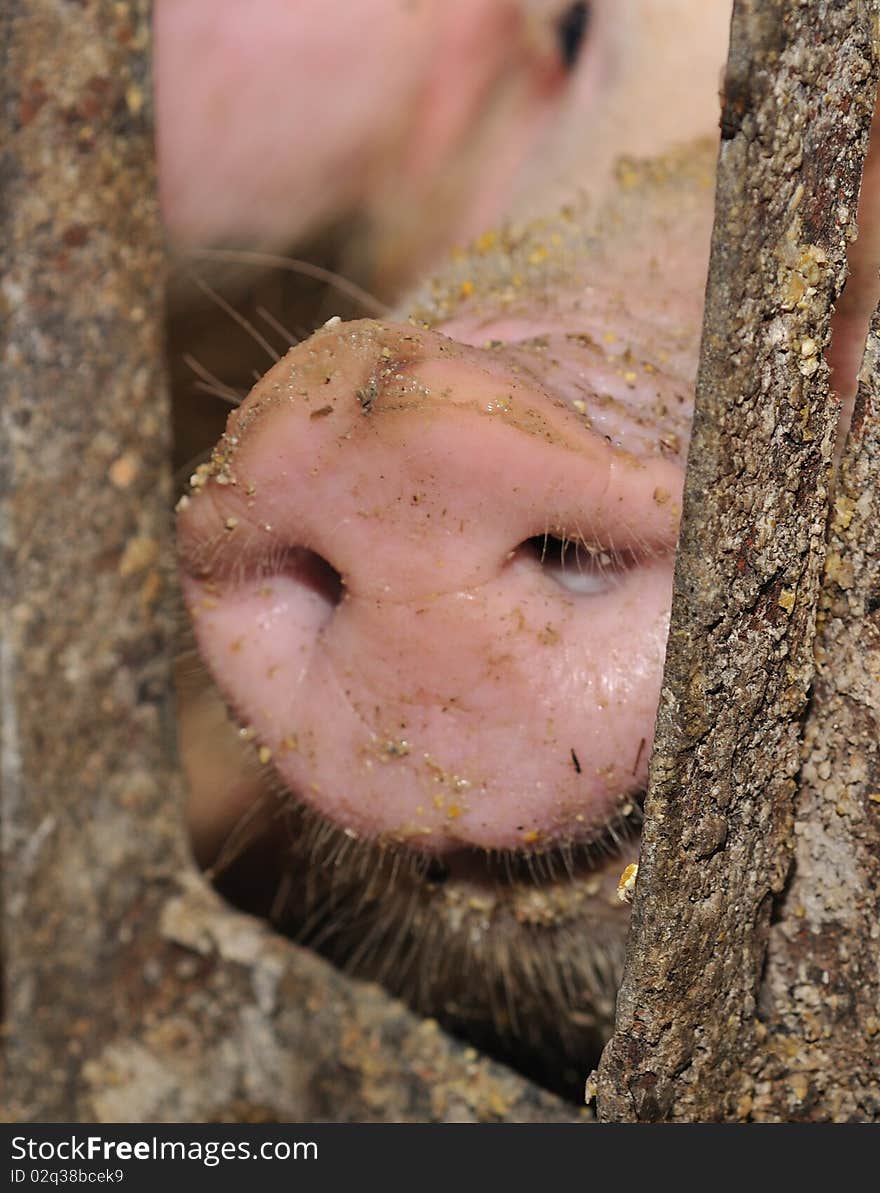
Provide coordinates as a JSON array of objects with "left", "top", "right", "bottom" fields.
[{"left": 178, "top": 319, "right": 682, "bottom": 854}]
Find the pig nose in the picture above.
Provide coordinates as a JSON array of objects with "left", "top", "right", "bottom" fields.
[{"left": 178, "top": 319, "right": 682, "bottom": 855}]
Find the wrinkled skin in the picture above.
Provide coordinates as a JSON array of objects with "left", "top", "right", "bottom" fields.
[{"left": 168, "top": 2, "right": 880, "bottom": 1096}]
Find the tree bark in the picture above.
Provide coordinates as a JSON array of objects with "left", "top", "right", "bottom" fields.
[
  {"left": 1, "top": 0, "right": 575, "bottom": 1122},
  {"left": 596, "top": 0, "right": 879, "bottom": 1122},
  {"left": 750, "top": 308, "right": 880, "bottom": 1122}
]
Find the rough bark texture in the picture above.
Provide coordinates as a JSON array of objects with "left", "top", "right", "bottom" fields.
[
  {"left": 1, "top": 0, "right": 577, "bottom": 1123},
  {"left": 1, "top": 0, "right": 184, "bottom": 1118},
  {"left": 596, "top": 0, "right": 879, "bottom": 1122},
  {"left": 749, "top": 312, "right": 880, "bottom": 1122}
]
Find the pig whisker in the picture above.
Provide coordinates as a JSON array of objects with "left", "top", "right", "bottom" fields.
[
  {"left": 373, "top": 886, "right": 424, "bottom": 986},
  {"left": 173, "top": 642, "right": 211, "bottom": 687},
  {"left": 194, "top": 378, "right": 242, "bottom": 404},
  {"left": 340, "top": 905, "right": 395, "bottom": 975},
  {"left": 411, "top": 914, "right": 439, "bottom": 1009},
  {"left": 294, "top": 889, "right": 346, "bottom": 953},
  {"left": 293, "top": 900, "right": 338, "bottom": 954},
  {"left": 386, "top": 847, "right": 404, "bottom": 888},
  {"left": 501, "top": 849, "right": 515, "bottom": 885},
  {"left": 269, "top": 866, "right": 295, "bottom": 924},
  {"left": 558, "top": 840, "right": 577, "bottom": 879},
  {"left": 495, "top": 941, "right": 522, "bottom": 1036},
  {"left": 539, "top": 849, "right": 559, "bottom": 883},
  {"left": 301, "top": 809, "right": 339, "bottom": 866},
  {"left": 188, "top": 247, "right": 391, "bottom": 318},
  {"left": 190, "top": 274, "right": 282, "bottom": 365},
  {"left": 206, "top": 788, "right": 276, "bottom": 881},
  {"left": 183, "top": 353, "right": 244, "bottom": 406},
  {"left": 604, "top": 818, "right": 624, "bottom": 853},
  {"left": 255, "top": 304, "right": 301, "bottom": 351}
]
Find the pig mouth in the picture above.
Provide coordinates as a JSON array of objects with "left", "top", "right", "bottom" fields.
[{"left": 207, "top": 743, "right": 643, "bottom": 1103}]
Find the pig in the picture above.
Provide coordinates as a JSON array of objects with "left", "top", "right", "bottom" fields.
[
  {"left": 154, "top": 0, "right": 727, "bottom": 292},
  {"left": 156, "top": 0, "right": 618, "bottom": 551},
  {"left": 155, "top": 0, "right": 598, "bottom": 294},
  {"left": 169, "top": 2, "right": 880, "bottom": 1099}
]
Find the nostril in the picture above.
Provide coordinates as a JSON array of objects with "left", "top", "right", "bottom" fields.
[
  {"left": 279, "top": 547, "right": 344, "bottom": 610},
  {"left": 516, "top": 534, "right": 638, "bottom": 597}
]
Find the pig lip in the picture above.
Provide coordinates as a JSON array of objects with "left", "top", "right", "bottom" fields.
[
  {"left": 370, "top": 785, "right": 646, "bottom": 875},
  {"left": 202, "top": 722, "right": 642, "bottom": 954},
  {"left": 220, "top": 759, "right": 638, "bottom": 1090},
  {"left": 223, "top": 743, "right": 646, "bottom": 943},
  {"left": 271, "top": 769, "right": 646, "bottom": 885}
]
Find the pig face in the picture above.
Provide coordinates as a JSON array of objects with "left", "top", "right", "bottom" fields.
[{"left": 173, "top": 1, "right": 879, "bottom": 1095}]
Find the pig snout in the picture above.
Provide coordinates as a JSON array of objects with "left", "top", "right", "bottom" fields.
[
  {"left": 175, "top": 143, "right": 714, "bottom": 1093},
  {"left": 178, "top": 310, "right": 686, "bottom": 857}
]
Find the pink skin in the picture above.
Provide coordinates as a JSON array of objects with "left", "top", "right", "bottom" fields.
[
  {"left": 154, "top": 2, "right": 731, "bottom": 291},
  {"left": 171, "top": 2, "right": 730, "bottom": 860},
  {"left": 178, "top": 244, "right": 701, "bottom": 854},
  {"left": 180, "top": 326, "right": 676, "bottom": 853},
  {"left": 154, "top": 0, "right": 573, "bottom": 256},
  {"left": 174, "top": 0, "right": 880, "bottom": 867}
]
